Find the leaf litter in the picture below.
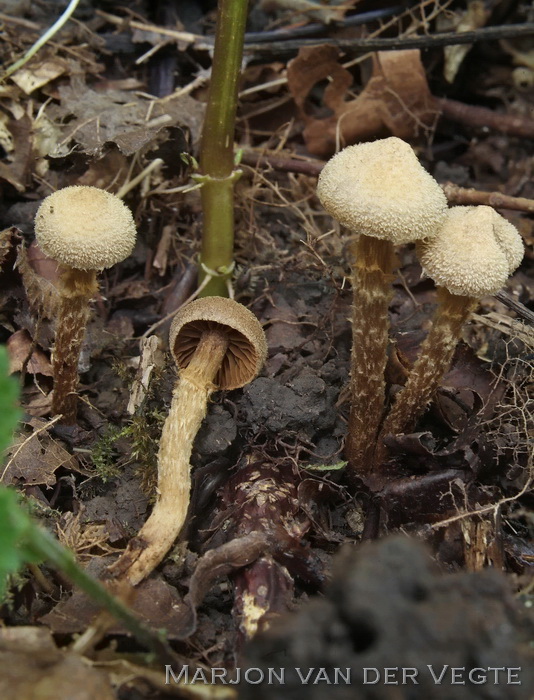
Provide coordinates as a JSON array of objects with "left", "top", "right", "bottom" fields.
[{"left": 0, "top": 0, "right": 532, "bottom": 696}]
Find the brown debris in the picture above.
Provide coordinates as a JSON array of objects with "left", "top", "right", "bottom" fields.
[
  {"left": 45, "top": 79, "right": 205, "bottom": 157},
  {"left": 7, "top": 329, "right": 52, "bottom": 376},
  {"left": 288, "top": 47, "right": 436, "bottom": 156},
  {"left": 0, "top": 627, "right": 115, "bottom": 700},
  {"left": 3, "top": 417, "right": 80, "bottom": 488}
]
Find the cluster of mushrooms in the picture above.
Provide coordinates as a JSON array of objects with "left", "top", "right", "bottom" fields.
[
  {"left": 31, "top": 185, "right": 267, "bottom": 585},
  {"left": 29, "top": 135, "right": 523, "bottom": 585},
  {"left": 317, "top": 137, "right": 524, "bottom": 476}
]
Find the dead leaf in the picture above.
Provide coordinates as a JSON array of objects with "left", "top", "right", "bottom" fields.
[
  {"left": 0, "top": 114, "right": 33, "bottom": 191},
  {"left": 41, "top": 558, "right": 190, "bottom": 639},
  {"left": 77, "top": 149, "right": 130, "bottom": 190},
  {"left": 10, "top": 57, "right": 70, "bottom": 94},
  {"left": 288, "top": 47, "right": 437, "bottom": 156},
  {"left": 3, "top": 417, "right": 80, "bottom": 487},
  {"left": 16, "top": 241, "right": 60, "bottom": 318},
  {"left": 7, "top": 329, "right": 53, "bottom": 376},
  {"left": 0, "top": 627, "right": 115, "bottom": 700},
  {"left": 0, "top": 226, "right": 22, "bottom": 270},
  {"left": 46, "top": 76, "right": 204, "bottom": 157},
  {"left": 24, "top": 390, "right": 54, "bottom": 418}
]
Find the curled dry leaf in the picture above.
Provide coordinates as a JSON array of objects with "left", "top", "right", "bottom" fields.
[
  {"left": 7, "top": 329, "right": 53, "bottom": 376},
  {"left": 16, "top": 241, "right": 60, "bottom": 318},
  {"left": 0, "top": 226, "right": 21, "bottom": 270},
  {"left": 288, "top": 47, "right": 437, "bottom": 156}
]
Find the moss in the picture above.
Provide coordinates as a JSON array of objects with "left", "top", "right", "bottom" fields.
[{"left": 90, "top": 425, "right": 131, "bottom": 482}]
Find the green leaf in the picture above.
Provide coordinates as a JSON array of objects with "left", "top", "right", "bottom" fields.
[
  {"left": 0, "top": 346, "right": 21, "bottom": 456},
  {"left": 0, "top": 345, "right": 25, "bottom": 597},
  {"left": 304, "top": 460, "right": 348, "bottom": 472},
  {"left": 0, "top": 487, "right": 40, "bottom": 598}
]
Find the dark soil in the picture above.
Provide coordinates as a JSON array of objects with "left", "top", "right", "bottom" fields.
[{"left": 242, "top": 537, "right": 534, "bottom": 699}]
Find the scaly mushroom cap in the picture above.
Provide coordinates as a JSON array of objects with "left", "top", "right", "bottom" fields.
[
  {"left": 317, "top": 137, "right": 448, "bottom": 244},
  {"left": 170, "top": 297, "right": 267, "bottom": 390},
  {"left": 35, "top": 186, "right": 136, "bottom": 271},
  {"left": 417, "top": 206, "right": 524, "bottom": 297}
]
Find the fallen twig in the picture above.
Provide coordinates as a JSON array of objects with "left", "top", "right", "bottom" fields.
[
  {"left": 443, "top": 182, "right": 534, "bottom": 213},
  {"left": 242, "top": 151, "right": 534, "bottom": 215},
  {"left": 439, "top": 98, "right": 534, "bottom": 139},
  {"left": 243, "top": 23, "right": 534, "bottom": 58}
]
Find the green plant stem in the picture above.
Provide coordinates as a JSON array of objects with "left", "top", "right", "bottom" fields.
[
  {"left": 26, "top": 522, "right": 176, "bottom": 664},
  {"left": 198, "top": 0, "right": 249, "bottom": 297},
  {"left": 2, "top": 0, "right": 81, "bottom": 81}
]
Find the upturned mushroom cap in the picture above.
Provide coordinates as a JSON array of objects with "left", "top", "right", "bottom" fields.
[
  {"left": 417, "top": 206, "right": 524, "bottom": 297},
  {"left": 317, "top": 137, "right": 448, "bottom": 244},
  {"left": 170, "top": 297, "right": 267, "bottom": 390},
  {"left": 35, "top": 186, "right": 136, "bottom": 271}
]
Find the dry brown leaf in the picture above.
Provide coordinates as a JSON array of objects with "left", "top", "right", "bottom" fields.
[
  {"left": 288, "top": 47, "right": 437, "bottom": 156},
  {"left": 24, "top": 390, "right": 54, "bottom": 418},
  {"left": 0, "top": 627, "right": 115, "bottom": 700},
  {"left": 0, "top": 226, "right": 21, "bottom": 269},
  {"left": 45, "top": 77, "right": 205, "bottom": 157},
  {"left": 3, "top": 417, "right": 80, "bottom": 487},
  {"left": 16, "top": 241, "right": 60, "bottom": 318},
  {"left": 41, "top": 560, "right": 190, "bottom": 639},
  {"left": 7, "top": 329, "right": 53, "bottom": 376},
  {"left": 0, "top": 114, "right": 32, "bottom": 191},
  {"left": 77, "top": 149, "right": 130, "bottom": 190},
  {"left": 10, "top": 57, "right": 70, "bottom": 95}
]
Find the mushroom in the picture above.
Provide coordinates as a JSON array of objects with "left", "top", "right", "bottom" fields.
[
  {"left": 34, "top": 186, "right": 136, "bottom": 424},
  {"left": 378, "top": 205, "right": 524, "bottom": 448},
  {"left": 316, "top": 137, "right": 448, "bottom": 475},
  {"left": 107, "top": 296, "right": 267, "bottom": 586}
]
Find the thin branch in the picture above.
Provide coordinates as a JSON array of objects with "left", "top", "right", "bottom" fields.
[
  {"left": 243, "top": 23, "right": 534, "bottom": 58},
  {"left": 442, "top": 182, "right": 534, "bottom": 213},
  {"left": 439, "top": 98, "right": 534, "bottom": 139},
  {"left": 242, "top": 151, "right": 534, "bottom": 215}
]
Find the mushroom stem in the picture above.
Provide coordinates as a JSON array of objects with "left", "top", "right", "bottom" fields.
[
  {"left": 346, "top": 233, "right": 396, "bottom": 475},
  {"left": 108, "top": 328, "right": 229, "bottom": 586},
  {"left": 52, "top": 268, "right": 98, "bottom": 423},
  {"left": 376, "top": 288, "right": 476, "bottom": 461}
]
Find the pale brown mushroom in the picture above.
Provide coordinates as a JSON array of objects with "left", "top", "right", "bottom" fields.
[
  {"left": 378, "top": 205, "right": 524, "bottom": 449},
  {"left": 316, "top": 137, "right": 448, "bottom": 475},
  {"left": 108, "top": 296, "right": 267, "bottom": 586},
  {"left": 34, "top": 186, "right": 136, "bottom": 423}
]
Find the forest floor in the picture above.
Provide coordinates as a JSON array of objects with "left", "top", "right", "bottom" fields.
[{"left": 0, "top": 1, "right": 533, "bottom": 698}]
